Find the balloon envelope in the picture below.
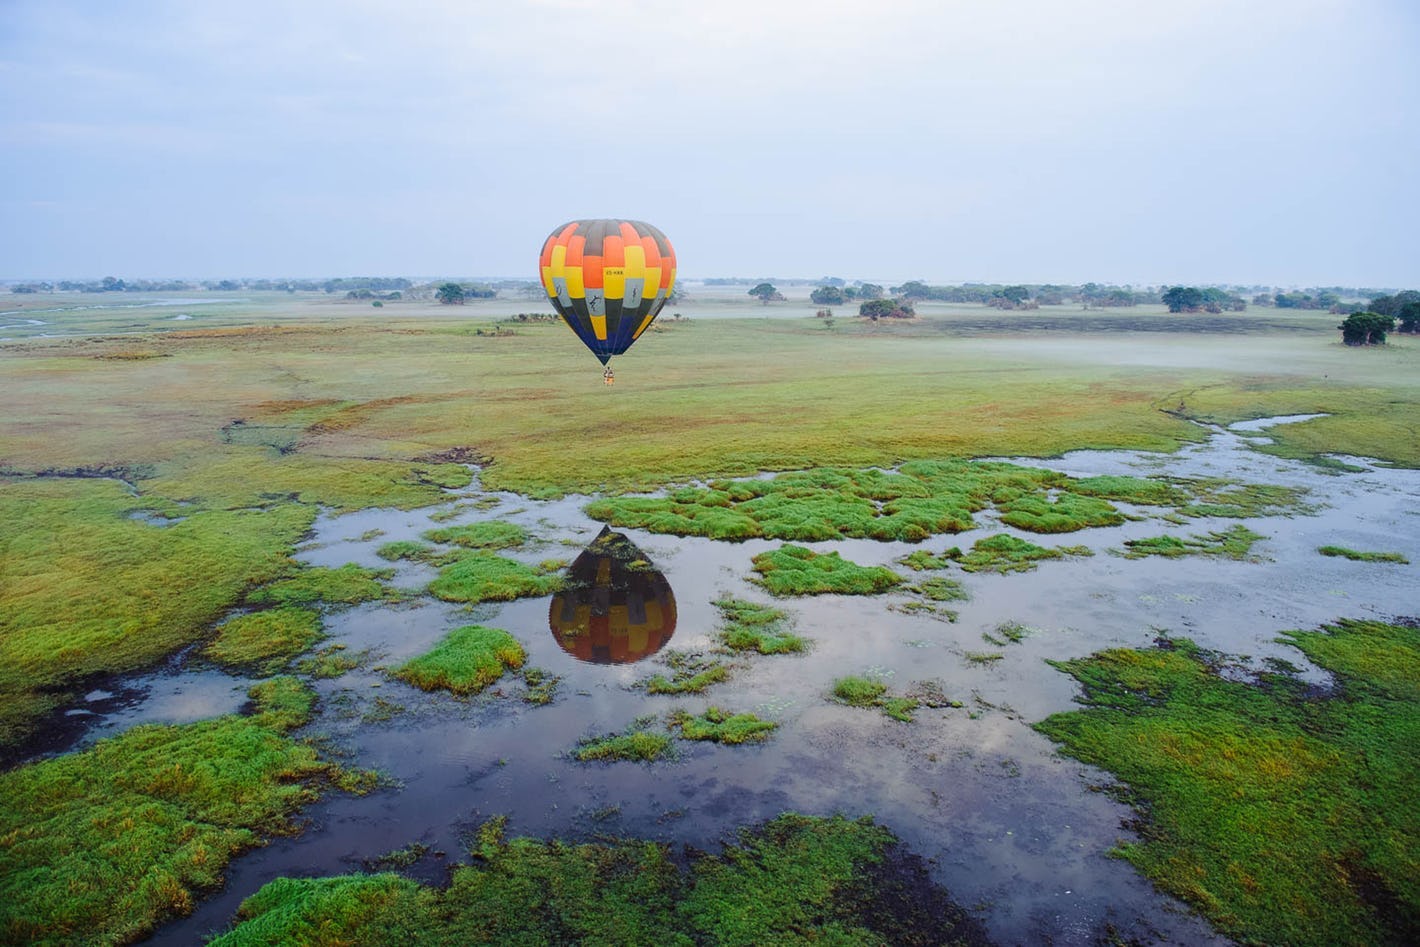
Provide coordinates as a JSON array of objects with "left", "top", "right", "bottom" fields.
[{"left": 539, "top": 219, "right": 677, "bottom": 365}]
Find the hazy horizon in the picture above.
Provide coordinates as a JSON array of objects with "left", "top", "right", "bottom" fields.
[{"left": 3, "top": 1, "right": 1417, "bottom": 287}]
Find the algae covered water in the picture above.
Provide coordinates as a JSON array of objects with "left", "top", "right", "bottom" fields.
[{"left": 68, "top": 417, "right": 1418, "bottom": 945}]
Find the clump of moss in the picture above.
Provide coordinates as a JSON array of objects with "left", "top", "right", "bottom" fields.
[
  {"left": 375, "top": 539, "right": 437, "bottom": 562},
  {"left": 204, "top": 606, "right": 322, "bottom": 673},
  {"left": 248, "top": 564, "right": 393, "bottom": 608},
  {"left": 0, "top": 678, "right": 364, "bottom": 947},
  {"left": 1317, "top": 545, "right": 1409, "bottom": 564},
  {"left": 981, "top": 621, "right": 1033, "bottom": 647},
  {"left": 1036, "top": 619, "right": 1419, "bottom": 947},
  {"left": 669, "top": 706, "right": 778, "bottom": 744},
  {"left": 422, "top": 520, "right": 529, "bottom": 550},
  {"left": 392, "top": 625, "right": 525, "bottom": 696},
  {"left": 899, "top": 549, "right": 953, "bottom": 571},
  {"left": 751, "top": 545, "right": 902, "bottom": 597},
  {"left": 910, "top": 576, "right": 968, "bottom": 602},
  {"left": 521, "top": 667, "right": 560, "bottom": 705},
  {"left": 642, "top": 651, "right": 733, "bottom": 694},
  {"left": 212, "top": 813, "right": 984, "bottom": 945},
  {"left": 292, "top": 643, "right": 364, "bottom": 679},
  {"left": 1172, "top": 478, "right": 1308, "bottom": 519},
  {"left": 1069, "top": 475, "right": 1189, "bottom": 506},
  {"left": 1118, "top": 524, "right": 1264, "bottom": 560},
  {"left": 573, "top": 720, "right": 673, "bottom": 763},
  {"left": 946, "top": 533, "right": 1092, "bottom": 574},
  {"left": 831, "top": 676, "right": 920, "bottom": 722},
  {"left": 427, "top": 552, "right": 562, "bottom": 604},
  {"left": 996, "top": 492, "right": 1125, "bottom": 533},
  {"left": 713, "top": 597, "right": 807, "bottom": 653}
]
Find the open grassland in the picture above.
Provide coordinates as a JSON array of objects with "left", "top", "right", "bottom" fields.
[
  {"left": 1036, "top": 620, "right": 1419, "bottom": 946},
  {"left": 1, "top": 297, "right": 1417, "bottom": 755}
]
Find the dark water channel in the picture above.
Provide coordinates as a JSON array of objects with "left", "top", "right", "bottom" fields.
[{"left": 84, "top": 417, "right": 1420, "bottom": 945}]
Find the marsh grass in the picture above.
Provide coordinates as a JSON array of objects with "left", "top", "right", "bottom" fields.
[
  {"left": 1317, "top": 545, "right": 1409, "bottom": 564},
  {"left": 751, "top": 545, "right": 903, "bottom": 597},
  {"left": 832, "top": 676, "right": 921, "bottom": 722},
  {"left": 946, "top": 534, "right": 1092, "bottom": 574},
  {"left": 210, "top": 812, "right": 983, "bottom": 946},
  {"left": 422, "top": 520, "right": 529, "bottom": 550},
  {"left": 1036, "top": 619, "right": 1420, "bottom": 946},
  {"left": 1118, "top": 524, "right": 1265, "bottom": 560},
  {"left": 376, "top": 539, "right": 436, "bottom": 562},
  {"left": 669, "top": 706, "right": 778, "bottom": 744},
  {"left": 204, "top": 607, "right": 323, "bottom": 674},
  {"left": 0, "top": 677, "right": 367, "bottom": 947},
  {"left": 642, "top": 651, "right": 734, "bottom": 694},
  {"left": 392, "top": 625, "right": 525, "bottom": 696},
  {"left": 910, "top": 576, "right": 969, "bottom": 602},
  {"left": 248, "top": 564, "right": 395, "bottom": 608},
  {"left": 713, "top": 597, "right": 806, "bottom": 654},
  {"left": 520, "top": 666, "right": 560, "bottom": 705},
  {"left": 574, "top": 719, "right": 673, "bottom": 763},
  {"left": 427, "top": 552, "right": 563, "bottom": 603}
]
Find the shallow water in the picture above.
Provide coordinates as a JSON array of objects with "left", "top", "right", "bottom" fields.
[{"left": 59, "top": 417, "right": 1419, "bottom": 945}]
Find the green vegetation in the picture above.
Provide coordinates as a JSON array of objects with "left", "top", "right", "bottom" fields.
[
  {"left": 997, "top": 492, "right": 1124, "bottom": 532},
  {"left": 945, "top": 533, "right": 1092, "bottom": 574},
  {"left": 1117, "top": 524, "right": 1265, "bottom": 560},
  {"left": 248, "top": 564, "right": 394, "bottom": 608},
  {"left": 0, "top": 677, "right": 367, "bottom": 947},
  {"left": 669, "top": 707, "right": 778, "bottom": 744},
  {"left": 391, "top": 625, "right": 525, "bottom": 696},
  {"left": 211, "top": 813, "right": 981, "bottom": 946},
  {"left": 751, "top": 545, "right": 903, "bottom": 597},
  {"left": 713, "top": 597, "right": 807, "bottom": 654},
  {"left": 203, "top": 606, "right": 323, "bottom": 673},
  {"left": 422, "top": 520, "right": 529, "bottom": 550},
  {"left": 376, "top": 539, "right": 435, "bottom": 562},
  {"left": 521, "top": 666, "right": 560, "bottom": 705},
  {"left": 574, "top": 720, "right": 674, "bottom": 763},
  {"left": 1037, "top": 619, "right": 1419, "bottom": 946},
  {"left": 981, "top": 621, "right": 1033, "bottom": 647},
  {"left": 427, "top": 552, "right": 562, "bottom": 604},
  {"left": 292, "top": 643, "right": 363, "bottom": 679},
  {"left": 642, "top": 651, "right": 733, "bottom": 694},
  {"left": 832, "top": 676, "right": 920, "bottom": 722},
  {"left": 910, "top": 576, "right": 969, "bottom": 601},
  {"left": 1318, "top": 545, "right": 1409, "bottom": 564}
]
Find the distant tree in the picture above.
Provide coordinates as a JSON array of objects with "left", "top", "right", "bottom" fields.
[
  {"left": 1398, "top": 301, "right": 1420, "bottom": 334},
  {"left": 1252, "top": 293, "right": 1274, "bottom": 307},
  {"left": 894, "top": 280, "right": 932, "bottom": 299},
  {"left": 1338, "top": 311, "right": 1394, "bottom": 346},
  {"left": 856, "top": 282, "right": 884, "bottom": 300},
  {"left": 436, "top": 282, "right": 466, "bottom": 305},
  {"left": 100, "top": 276, "right": 126, "bottom": 292},
  {"left": 1367, "top": 290, "right": 1420, "bottom": 318},
  {"left": 1274, "top": 292, "right": 1319, "bottom": 309},
  {"left": 859, "top": 298, "right": 915, "bottom": 320},
  {"left": 810, "top": 285, "right": 845, "bottom": 305},
  {"left": 1162, "top": 286, "right": 1205, "bottom": 312},
  {"left": 748, "top": 282, "right": 781, "bottom": 304}
]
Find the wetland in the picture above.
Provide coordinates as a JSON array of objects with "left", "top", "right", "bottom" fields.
[{"left": 1, "top": 290, "right": 1417, "bottom": 945}]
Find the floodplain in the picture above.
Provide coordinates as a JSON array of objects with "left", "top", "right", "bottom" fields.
[{"left": 2, "top": 288, "right": 1417, "bottom": 945}]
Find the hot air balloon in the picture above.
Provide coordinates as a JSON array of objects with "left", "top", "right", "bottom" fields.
[
  {"left": 549, "top": 527, "right": 677, "bottom": 664},
  {"left": 539, "top": 219, "right": 676, "bottom": 379}
]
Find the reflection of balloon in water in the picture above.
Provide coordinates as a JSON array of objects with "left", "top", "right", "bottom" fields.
[
  {"left": 539, "top": 219, "right": 677, "bottom": 367},
  {"left": 549, "top": 527, "right": 676, "bottom": 664}
]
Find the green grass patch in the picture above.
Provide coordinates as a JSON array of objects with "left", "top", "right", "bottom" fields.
[
  {"left": 573, "top": 719, "right": 673, "bottom": 763},
  {"left": 832, "top": 675, "right": 920, "bottom": 722},
  {"left": 1036, "top": 619, "right": 1420, "bottom": 946},
  {"left": 203, "top": 607, "right": 322, "bottom": 674},
  {"left": 642, "top": 650, "right": 733, "bottom": 694},
  {"left": 713, "top": 597, "right": 807, "bottom": 653},
  {"left": 910, "top": 576, "right": 969, "bottom": 601},
  {"left": 375, "top": 539, "right": 437, "bottom": 562},
  {"left": 996, "top": 491, "right": 1125, "bottom": 533},
  {"left": 248, "top": 563, "right": 394, "bottom": 608},
  {"left": 0, "top": 677, "right": 367, "bottom": 947},
  {"left": 291, "top": 643, "right": 363, "bottom": 679},
  {"left": 211, "top": 812, "right": 982, "bottom": 946},
  {"left": 964, "top": 651, "right": 1006, "bottom": 665},
  {"left": 946, "top": 533, "right": 1092, "bottom": 574},
  {"left": 422, "top": 519, "right": 529, "bottom": 550},
  {"left": 669, "top": 706, "right": 778, "bottom": 744},
  {"left": 1318, "top": 545, "right": 1409, "bottom": 564},
  {"left": 750, "top": 545, "right": 902, "bottom": 597},
  {"left": 521, "top": 666, "right": 560, "bottom": 705},
  {"left": 1118, "top": 524, "right": 1265, "bottom": 560},
  {"left": 427, "top": 552, "right": 563, "bottom": 604},
  {"left": 391, "top": 624, "right": 525, "bottom": 696}
]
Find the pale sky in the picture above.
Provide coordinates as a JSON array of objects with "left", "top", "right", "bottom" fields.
[{"left": 2, "top": 0, "right": 1416, "bottom": 287}]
